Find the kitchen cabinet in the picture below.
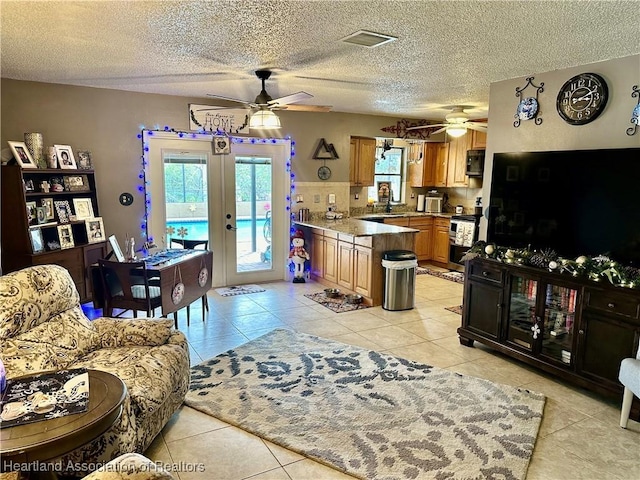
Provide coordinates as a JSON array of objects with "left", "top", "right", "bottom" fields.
[
  {"left": 323, "top": 232, "right": 338, "bottom": 283},
  {"left": 310, "top": 229, "right": 325, "bottom": 278},
  {"left": 337, "top": 235, "right": 355, "bottom": 290},
  {"left": 383, "top": 217, "right": 410, "bottom": 227},
  {"left": 446, "top": 135, "right": 471, "bottom": 187},
  {"left": 349, "top": 136, "right": 376, "bottom": 187},
  {"left": 353, "top": 241, "right": 373, "bottom": 298},
  {"left": 1, "top": 165, "right": 106, "bottom": 301},
  {"left": 409, "top": 216, "right": 434, "bottom": 261},
  {"left": 471, "top": 130, "right": 487, "bottom": 149},
  {"left": 459, "top": 257, "right": 640, "bottom": 418},
  {"left": 432, "top": 218, "right": 450, "bottom": 264},
  {"left": 409, "top": 142, "right": 445, "bottom": 188}
]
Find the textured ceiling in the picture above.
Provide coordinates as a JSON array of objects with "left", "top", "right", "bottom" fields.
[{"left": 1, "top": 0, "right": 639, "bottom": 121}]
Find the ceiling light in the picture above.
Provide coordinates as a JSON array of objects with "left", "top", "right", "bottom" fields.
[
  {"left": 249, "top": 109, "right": 281, "bottom": 129},
  {"left": 446, "top": 124, "right": 467, "bottom": 137},
  {"left": 340, "top": 30, "right": 397, "bottom": 48}
]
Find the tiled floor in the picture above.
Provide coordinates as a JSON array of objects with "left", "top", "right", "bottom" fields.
[{"left": 144, "top": 270, "right": 640, "bottom": 480}]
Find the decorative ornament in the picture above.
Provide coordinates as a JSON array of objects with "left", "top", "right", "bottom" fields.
[
  {"left": 317, "top": 165, "right": 331, "bottom": 180},
  {"left": 576, "top": 255, "right": 588, "bottom": 265},
  {"left": 119, "top": 192, "right": 134, "bottom": 206},
  {"left": 556, "top": 72, "right": 608, "bottom": 125},
  {"left": 548, "top": 260, "right": 558, "bottom": 270},
  {"left": 172, "top": 266, "right": 185, "bottom": 305},
  {"left": 626, "top": 85, "right": 639, "bottom": 136},
  {"left": 380, "top": 119, "right": 441, "bottom": 139},
  {"left": 484, "top": 244, "right": 495, "bottom": 255},
  {"left": 514, "top": 76, "right": 544, "bottom": 127},
  {"left": 531, "top": 323, "right": 541, "bottom": 340},
  {"left": 198, "top": 267, "right": 209, "bottom": 288}
]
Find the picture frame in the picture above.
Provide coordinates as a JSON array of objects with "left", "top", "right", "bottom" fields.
[
  {"left": 8, "top": 141, "right": 37, "bottom": 169},
  {"left": 41, "top": 198, "right": 55, "bottom": 220},
  {"left": 54, "top": 200, "right": 72, "bottom": 223},
  {"left": 213, "top": 136, "right": 231, "bottom": 154},
  {"left": 63, "top": 175, "right": 89, "bottom": 192},
  {"left": 24, "top": 179, "right": 35, "bottom": 192},
  {"left": 57, "top": 224, "right": 75, "bottom": 249},
  {"left": 54, "top": 145, "right": 77, "bottom": 169},
  {"left": 73, "top": 198, "right": 94, "bottom": 220},
  {"left": 36, "top": 206, "right": 47, "bottom": 224},
  {"left": 85, "top": 217, "right": 105, "bottom": 243},
  {"left": 108, "top": 234, "right": 125, "bottom": 262},
  {"left": 77, "top": 150, "right": 93, "bottom": 170},
  {"left": 26, "top": 201, "right": 37, "bottom": 225},
  {"left": 30, "top": 228, "right": 44, "bottom": 253}
]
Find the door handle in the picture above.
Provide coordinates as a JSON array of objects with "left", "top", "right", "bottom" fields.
[{"left": 226, "top": 224, "right": 237, "bottom": 231}]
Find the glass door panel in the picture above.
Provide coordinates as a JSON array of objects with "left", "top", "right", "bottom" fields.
[
  {"left": 506, "top": 275, "right": 538, "bottom": 350},
  {"left": 541, "top": 284, "right": 577, "bottom": 365}
]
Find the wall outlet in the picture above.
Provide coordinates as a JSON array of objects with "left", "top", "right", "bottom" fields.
[
  {"left": 328, "top": 193, "right": 336, "bottom": 204},
  {"left": 314, "top": 194, "right": 320, "bottom": 203},
  {"left": 354, "top": 193, "right": 359, "bottom": 200}
]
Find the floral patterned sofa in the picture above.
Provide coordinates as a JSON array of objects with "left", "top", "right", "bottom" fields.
[{"left": 0, "top": 264, "right": 190, "bottom": 476}]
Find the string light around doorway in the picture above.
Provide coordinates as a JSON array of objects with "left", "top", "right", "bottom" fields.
[{"left": 136, "top": 125, "right": 297, "bottom": 249}]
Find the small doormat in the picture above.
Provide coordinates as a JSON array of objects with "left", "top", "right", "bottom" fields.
[
  {"left": 304, "top": 292, "right": 371, "bottom": 313},
  {"left": 215, "top": 285, "right": 266, "bottom": 297},
  {"left": 418, "top": 267, "right": 465, "bottom": 284},
  {"left": 445, "top": 305, "right": 463, "bottom": 315}
]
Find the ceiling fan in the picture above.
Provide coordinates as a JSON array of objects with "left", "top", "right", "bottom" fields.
[
  {"left": 204, "top": 70, "right": 332, "bottom": 113},
  {"left": 407, "top": 106, "right": 487, "bottom": 137}
]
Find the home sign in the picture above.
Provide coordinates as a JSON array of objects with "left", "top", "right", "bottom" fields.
[{"left": 188, "top": 105, "right": 249, "bottom": 134}]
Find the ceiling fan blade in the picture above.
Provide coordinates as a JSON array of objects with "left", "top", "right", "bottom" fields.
[
  {"left": 205, "top": 94, "right": 255, "bottom": 109},
  {"left": 279, "top": 104, "right": 332, "bottom": 112},
  {"left": 466, "top": 123, "right": 488, "bottom": 132},
  {"left": 406, "top": 123, "right": 447, "bottom": 131},
  {"left": 268, "top": 91, "right": 313, "bottom": 106},
  {"left": 432, "top": 127, "right": 447, "bottom": 135}
]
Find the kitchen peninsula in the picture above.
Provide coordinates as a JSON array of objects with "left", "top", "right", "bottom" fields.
[{"left": 294, "top": 218, "right": 418, "bottom": 307}]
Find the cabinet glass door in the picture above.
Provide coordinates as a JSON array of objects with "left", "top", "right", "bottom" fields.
[
  {"left": 541, "top": 284, "right": 577, "bottom": 365},
  {"left": 506, "top": 275, "right": 538, "bottom": 350}
]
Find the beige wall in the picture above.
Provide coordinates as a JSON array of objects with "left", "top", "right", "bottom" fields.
[{"left": 0, "top": 79, "right": 403, "bottom": 244}]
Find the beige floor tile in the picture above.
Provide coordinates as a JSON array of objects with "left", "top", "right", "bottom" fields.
[
  {"left": 290, "top": 318, "right": 352, "bottom": 337},
  {"left": 164, "top": 425, "right": 281, "bottom": 480},
  {"left": 284, "top": 459, "right": 357, "bottom": 479},
  {"left": 388, "top": 341, "right": 467, "bottom": 369},
  {"left": 162, "top": 405, "right": 230, "bottom": 443},
  {"left": 431, "top": 335, "right": 497, "bottom": 361},
  {"left": 395, "top": 318, "right": 457, "bottom": 340},
  {"left": 355, "top": 325, "right": 427, "bottom": 349},
  {"left": 537, "top": 398, "right": 589, "bottom": 437},
  {"left": 274, "top": 305, "right": 333, "bottom": 322},
  {"left": 263, "top": 440, "right": 305, "bottom": 465},
  {"left": 245, "top": 467, "right": 293, "bottom": 479},
  {"left": 522, "top": 376, "right": 614, "bottom": 417},
  {"left": 332, "top": 310, "right": 392, "bottom": 331},
  {"left": 144, "top": 432, "right": 173, "bottom": 464},
  {"left": 325, "top": 332, "right": 384, "bottom": 351}
]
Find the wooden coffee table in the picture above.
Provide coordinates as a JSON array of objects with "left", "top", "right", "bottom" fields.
[{"left": 1, "top": 369, "right": 126, "bottom": 472}]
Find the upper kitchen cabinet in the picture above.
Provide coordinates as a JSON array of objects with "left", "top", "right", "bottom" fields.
[
  {"left": 409, "top": 142, "right": 446, "bottom": 188},
  {"left": 444, "top": 134, "right": 472, "bottom": 188},
  {"left": 349, "top": 136, "right": 376, "bottom": 187},
  {"left": 471, "top": 130, "right": 487, "bottom": 149}
]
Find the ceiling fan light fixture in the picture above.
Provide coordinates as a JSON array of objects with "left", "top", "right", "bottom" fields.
[
  {"left": 446, "top": 124, "right": 467, "bottom": 137},
  {"left": 249, "top": 109, "right": 281, "bottom": 129}
]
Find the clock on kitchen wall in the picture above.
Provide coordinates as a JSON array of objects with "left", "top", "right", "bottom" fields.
[{"left": 556, "top": 72, "right": 608, "bottom": 125}]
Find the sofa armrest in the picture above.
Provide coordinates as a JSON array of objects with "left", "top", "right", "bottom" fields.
[
  {"left": 92, "top": 318, "right": 176, "bottom": 349},
  {"left": 82, "top": 453, "right": 176, "bottom": 480}
]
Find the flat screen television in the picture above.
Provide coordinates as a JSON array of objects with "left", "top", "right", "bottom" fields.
[{"left": 487, "top": 147, "right": 640, "bottom": 266}]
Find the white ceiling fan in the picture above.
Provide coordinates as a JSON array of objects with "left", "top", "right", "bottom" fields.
[
  {"left": 204, "top": 70, "right": 332, "bottom": 113},
  {"left": 407, "top": 106, "right": 487, "bottom": 137}
]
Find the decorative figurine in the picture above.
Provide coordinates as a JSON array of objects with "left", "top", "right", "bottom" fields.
[{"left": 289, "top": 229, "right": 309, "bottom": 283}]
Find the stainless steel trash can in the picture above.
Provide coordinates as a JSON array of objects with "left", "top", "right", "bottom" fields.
[{"left": 382, "top": 250, "right": 418, "bottom": 311}]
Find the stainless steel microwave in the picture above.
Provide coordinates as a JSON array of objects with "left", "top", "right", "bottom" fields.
[{"left": 466, "top": 149, "right": 485, "bottom": 177}]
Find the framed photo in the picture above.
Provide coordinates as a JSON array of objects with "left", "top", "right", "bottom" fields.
[
  {"left": 36, "top": 206, "right": 47, "bottom": 224},
  {"left": 54, "top": 200, "right": 72, "bottom": 223},
  {"left": 85, "top": 217, "right": 105, "bottom": 243},
  {"left": 108, "top": 234, "right": 125, "bottom": 262},
  {"left": 24, "top": 179, "right": 35, "bottom": 192},
  {"left": 54, "top": 145, "right": 77, "bottom": 169},
  {"left": 8, "top": 141, "right": 37, "bottom": 168},
  {"left": 41, "top": 198, "right": 55, "bottom": 220},
  {"left": 63, "top": 175, "right": 89, "bottom": 191},
  {"left": 213, "top": 136, "right": 231, "bottom": 154},
  {"left": 77, "top": 150, "right": 93, "bottom": 169},
  {"left": 26, "top": 201, "right": 37, "bottom": 225},
  {"left": 30, "top": 228, "right": 45, "bottom": 253},
  {"left": 73, "top": 198, "right": 94, "bottom": 220},
  {"left": 57, "top": 224, "right": 75, "bottom": 249}
]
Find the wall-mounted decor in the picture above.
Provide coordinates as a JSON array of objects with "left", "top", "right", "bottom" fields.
[
  {"left": 556, "top": 72, "right": 608, "bottom": 125},
  {"left": 213, "top": 135, "right": 231, "bottom": 154},
  {"left": 312, "top": 138, "right": 339, "bottom": 160},
  {"left": 514, "top": 76, "right": 544, "bottom": 127},
  {"left": 627, "top": 85, "right": 639, "bottom": 136},
  {"left": 381, "top": 119, "right": 441, "bottom": 139},
  {"left": 189, "top": 105, "right": 249, "bottom": 134}
]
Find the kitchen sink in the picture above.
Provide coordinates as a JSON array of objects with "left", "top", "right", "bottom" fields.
[{"left": 359, "top": 214, "right": 405, "bottom": 223}]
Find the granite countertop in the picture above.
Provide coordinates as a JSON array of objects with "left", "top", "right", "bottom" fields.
[
  {"left": 357, "top": 212, "right": 454, "bottom": 219},
  {"left": 294, "top": 218, "right": 419, "bottom": 236}
]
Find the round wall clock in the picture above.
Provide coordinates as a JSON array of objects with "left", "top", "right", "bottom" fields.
[
  {"left": 119, "top": 192, "right": 134, "bottom": 206},
  {"left": 317, "top": 165, "right": 331, "bottom": 180},
  {"left": 556, "top": 72, "right": 608, "bottom": 125}
]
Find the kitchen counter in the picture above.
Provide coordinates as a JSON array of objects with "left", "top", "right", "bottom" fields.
[
  {"left": 293, "top": 218, "right": 419, "bottom": 235},
  {"left": 357, "top": 212, "right": 454, "bottom": 220}
]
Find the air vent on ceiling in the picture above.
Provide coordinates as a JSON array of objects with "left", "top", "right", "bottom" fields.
[{"left": 340, "top": 30, "right": 397, "bottom": 48}]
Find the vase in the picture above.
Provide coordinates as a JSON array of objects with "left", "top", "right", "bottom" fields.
[
  {"left": 24, "top": 132, "right": 45, "bottom": 168},
  {"left": 45, "top": 146, "right": 58, "bottom": 169}
]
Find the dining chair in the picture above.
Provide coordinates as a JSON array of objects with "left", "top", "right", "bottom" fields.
[
  {"left": 168, "top": 238, "right": 210, "bottom": 323},
  {"left": 618, "top": 347, "right": 640, "bottom": 428},
  {"left": 170, "top": 238, "right": 209, "bottom": 250},
  {"left": 97, "top": 259, "right": 163, "bottom": 320}
]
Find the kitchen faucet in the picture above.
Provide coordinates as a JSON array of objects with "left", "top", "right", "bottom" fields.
[{"left": 385, "top": 194, "right": 392, "bottom": 213}]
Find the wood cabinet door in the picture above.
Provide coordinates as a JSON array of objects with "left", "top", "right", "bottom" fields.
[
  {"left": 349, "top": 138, "right": 358, "bottom": 185},
  {"left": 432, "top": 222, "right": 450, "bottom": 263},
  {"left": 471, "top": 130, "right": 487, "bottom": 149},
  {"left": 324, "top": 236, "right": 338, "bottom": 283},
  {"left": 310, "top": 233, "right": 325, "bottom": 278},
  {"left": 434, "top": 144, "right": 449, "bottom": 187},
  {"left": 383, "top": 217, "right": 410, "bottom": 227},
  {"left": 408, "top": 143, "right": 425, "bottom": 187},
  {"left": 337, "top": 240, "right": 354, "bottom": 289},
  {"left": 414, "top": 223, "right": 434, "bottom": 260},
  {"left": 358, "top": 138, "right": 376, "bottom": 187},
  {"left": 464, "top": 281, "right": 503, "bottom": 340},
  {"left": 422, "top": 143, "right": 444, "bottom": 186},
  {"left": 446, "top": 136, "right": 470, "bottom": 187},
  {"left": 354, "top": 245, "right": 372, "bottom": 297}
]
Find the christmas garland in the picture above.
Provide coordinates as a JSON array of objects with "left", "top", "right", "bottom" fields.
[{"left": 462, "top": 241, "right": 640, "bottom": 289}]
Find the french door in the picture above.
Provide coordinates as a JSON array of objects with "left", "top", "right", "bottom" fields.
[{"left": 147, "top": 133, "right": 289, "bottom": 287}]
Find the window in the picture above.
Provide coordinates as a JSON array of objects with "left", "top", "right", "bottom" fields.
[{"left": 367, "top": 145, "right": 404, "bottom": 202}]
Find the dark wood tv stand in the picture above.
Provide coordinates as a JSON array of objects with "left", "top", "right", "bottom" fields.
[{"left": 458, "top": 257, "right": 640, "bottom": 419}]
